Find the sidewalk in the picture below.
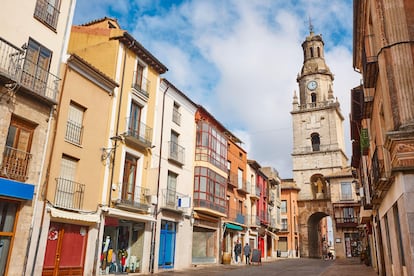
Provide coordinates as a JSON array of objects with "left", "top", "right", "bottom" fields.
[{"left": 320, "top": 257, "right": 377, "bottom": 276}]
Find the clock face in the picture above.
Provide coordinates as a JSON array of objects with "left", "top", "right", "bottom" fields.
[{"left": 307, "top": 81, "right": 318, "bottom": 90}]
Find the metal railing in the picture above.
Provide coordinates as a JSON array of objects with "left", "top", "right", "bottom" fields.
[
  {"left": 65, "top": 120, "right": 83, "bottom": 145},
  {"left": 125, "top": 117, "right": 153, "bottom": 147},
  {"left": 54, "top": 178, "right": 85, "bottom": 210},
  {"left": 34, "top": 0, "right": 60, "bottom": 29},
  {"left": 160, "top": 189, "right": 189, "bottom": 210},
  {"left": 168, "top": 141, "right": 185, "bottom": 164},
  {"left": 0, "top": 146, "right": 31, "bottom": 182},
  {"left": 132, "top": 71, "right": 150, "bottom": 98},
  {"left": 226, "top": 207, "right": 245, "bottom": 224},
  {"left": 117, "top": 186, "right": 151, "bottom": 211},
  {"left": 297, "top": 101, "right": 339, "bottom": 111},
  {"left": 0, "top": 37, "right": 60, "bottom": 102}
]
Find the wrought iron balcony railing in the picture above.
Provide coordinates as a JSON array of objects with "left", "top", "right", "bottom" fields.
[
  {"left": 248, "top": 215, "right": 260, "bottom": 227},
  {"left": 0, "top": 146, "right": 32, "bottom": 182},
  {"left": 65, "top": 120, "right": 83, "bottom": 145},
  {"left": 34, "top": 0, "right": 60, "bottom": 29},
  {"left": 0, "top": 37, "right": 60, "bottom": 102},
  {"left": 226, "top": 207, "right": 245, "bottom": 224},
  {"left": 132, "top": 71, "right": 150, "bottom": 98},
  {"left": 160, "top": 189, "right": 189, "bottom": 211},
  {"left": 168, "top": 141, "right": 185, "bottom": 165},
  {"left": 54, "top": 178, "right": 85, "bottom": 210},
  {"left": 115, "top": 186, "right": 151, "bottom": 212},
  {"left": 124, "top": 117, "right": 153, "bottom": 148}
]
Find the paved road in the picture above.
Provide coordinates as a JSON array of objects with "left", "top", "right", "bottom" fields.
[{"left": 146, "top": 257, "right": 377, "bottom": 276}]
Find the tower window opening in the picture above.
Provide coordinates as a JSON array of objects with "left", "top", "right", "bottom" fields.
[
  {"left": 311, "top": 93, "right": 317, "bottom": 107},
  {"left": 311, "top": 133, "right": 320, "bottom": 151},
  {"left": 317, "top": 47, "right": 321, "bottom": 57},
  {"left": 310, "top": 47, "right": 314, "bottom": 58}
]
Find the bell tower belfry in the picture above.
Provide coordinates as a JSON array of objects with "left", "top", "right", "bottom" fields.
[{"left": 291, "top": 29, "right": 348, "bottom": 200}]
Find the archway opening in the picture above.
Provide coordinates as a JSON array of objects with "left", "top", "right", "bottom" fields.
[{"left": 307, "top": 212, "right": 332, "bottom": 258}]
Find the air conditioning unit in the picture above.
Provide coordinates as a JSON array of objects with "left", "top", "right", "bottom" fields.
[{"left": 146, "top": 195, "right": 157, "bottom": 205}]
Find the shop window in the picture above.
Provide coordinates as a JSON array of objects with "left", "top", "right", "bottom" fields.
[{"left": 0, "top": 200, "right": 19, "bottom": 275}]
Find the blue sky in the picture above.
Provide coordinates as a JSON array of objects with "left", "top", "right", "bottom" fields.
[{"left": 73, "top": 0, "right": 360, "bottom": 178}]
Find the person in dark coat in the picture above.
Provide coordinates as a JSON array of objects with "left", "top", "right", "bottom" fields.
[{"left": 234, "top": 240, "right": 242, "bottom": 263}]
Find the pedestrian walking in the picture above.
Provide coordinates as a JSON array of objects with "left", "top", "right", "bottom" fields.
[
  {"left": 234, "top": 240, "right": 242, "bottom": 263},
  {"left": 243, "top": 243, "right": 251, "bottom": 265}
]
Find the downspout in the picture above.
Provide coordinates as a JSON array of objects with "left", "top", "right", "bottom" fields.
[
  {"left": 149, "top": 83, "right": 169, "bottom": 273},
  {"left": 27, "top": 59, "right": 70, "bottom": 276}
]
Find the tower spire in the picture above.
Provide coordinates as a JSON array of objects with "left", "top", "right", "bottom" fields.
[{"left": 309, "top": 17, "right": 314, "bottom": 34}]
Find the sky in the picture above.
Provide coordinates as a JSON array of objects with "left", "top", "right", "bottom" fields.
[{"left": 73, "top": 0, "right": 360, "bottom": 179}]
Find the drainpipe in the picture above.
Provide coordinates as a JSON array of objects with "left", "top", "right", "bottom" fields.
[{"left": 149, "top": 83, "right": 169, "bottom": 273}]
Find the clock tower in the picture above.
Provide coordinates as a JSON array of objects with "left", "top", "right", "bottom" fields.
[{"left": 291, "top": 29, "right": 348, "bottom": 200}]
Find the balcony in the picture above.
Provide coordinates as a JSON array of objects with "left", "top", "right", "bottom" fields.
[
  {"left": 259, "top": 210, "right": 268, "bottom": 225},
  {"left": 168, "top": 141, "right": 185, "bottom": 166},
  {"left": 227, "top": 207, "right": 245, "bottom": 224},
  {"left": 132, "top": 71, "right": 150, "bottom": 99},
  {"left": 193, "top": 197, "right": 227, "bottom": 216},
  {"left": 160, "top": 189, "right": 190, "bottom": 213},
  {"left": 0, "top": 37, "right": 60, "bottom": 103},
  {"left": 362, "top": 43, "right": 378, "bottom": 88},
  {"left": 0, "top": 146, "right": 32, "bottom": 182},
  {"left": 335, "top": 217, "right": 358, "bottom": 228},
  {"left": 372, "top": 147, "right": 393, "bottom": 192},
  {"left": 114, "top": 186, "right": 151, "bottom": 213},
  {"left": 54, "top": 178, "right": 85, "bottom": 210},
  {"left": 65, "top": 120, "right": 83, "bottom": 145},
  {"left": 297, "top": 100, "right": 339, "bottom": 111},
  {"left": 124, "top": 118, "right": 153, "bottom": 149},
  {"left": 227, "top": 172, "right": 238, "bottom": 188},
  {"left": 246, "top": 181, "right": 260, "bottom": 200},
  {"left": 248, "top": 215, "right": 261, "bottom": 228},
  {"left": 34, "top": 0, "right": 60, "bottom": 30}
]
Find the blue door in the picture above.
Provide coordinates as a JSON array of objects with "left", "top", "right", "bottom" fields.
[{"left": 158, "top": 220, "right": 176, "bottom": 268}]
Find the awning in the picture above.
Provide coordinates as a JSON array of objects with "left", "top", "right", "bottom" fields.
[
  {"left": 103, "top": 207, "right": 156, "bottom": 222},
  {"left": 225, "top": 223, "right": 243, "bottom": 231},
  {"left": 49, "top": 206, "right": 100, "bottom": 224},
  {"left": 0, "top": 177, "right": 34, "bottom": 200}
]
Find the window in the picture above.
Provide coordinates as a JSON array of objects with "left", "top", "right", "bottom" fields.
[
  {"left": 311, "top": 133, "right": 320, "bottom": 151},
  {"left": 172, "top": 102, "right": 181, "bottom": 125},
  {"left": 393, "top": 204, "right": 405, "bottom": 266},
  {"left": 281, "top": 200, "right": 287, "bottom": 213},
  {"left": 21, "top": 38, "right": 52, "bottom": 95},
  {"left": 281, "top": 218, "right": 288, "bottom": 231},
  {"left": 55, "top": 155, "right": 83, "bottom": 209},
  {"left": 166, "top": 171, "right": 177, "bottom": 207},
  {"left": 193, "top": 166, "right": 226, "bottom": 213},
  {"left": 122, "top": 153, "right": 138, "bottom": 202},
  {"left": 195, "top": 121, "right": 227, "bottom": 171},
  {"left": 0, "top": 200, "right": 19, "bottom": 275},
  {"left": 237, "top": 168, "right": 243, "bottom": 189},
  {"left": 340, "top": 182, "right": 352, "bottom": 200},
  {"left": 128, "top": 101, "right": 142, "bottom": 137},
  {"left": 1, "top": 116, "right": 34, "bottom": 182},
  {"left": 65, "top": 102, "right": 84, "bottom": 145},
  {"left": 311, "top": 93, "right": 317, "bottom": 103},
  {"left": 343, "top": 207, "right": 354, "bottom": 222},
  {"left": 34, "top": 0, "right": 61, "bottom": 29},
  {"left": 132, "top": 62, "right": 149, "bottom": 97},
  {"left": 170, "top": 131, "right": 179, "bottom": 159}
]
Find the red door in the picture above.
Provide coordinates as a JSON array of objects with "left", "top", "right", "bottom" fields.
[
  {"left": 258, "top": 237, "right": 265, "bottom": 258},
  {"left": 42, "top": 222, "right": 88, "bottom": 276}
]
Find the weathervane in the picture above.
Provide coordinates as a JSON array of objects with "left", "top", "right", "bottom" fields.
[{"left": 309, "top": 16, "right": 314, "bottom": 34}]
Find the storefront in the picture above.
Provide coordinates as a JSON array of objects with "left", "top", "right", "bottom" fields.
[
  {"left": 0, "top": 179, "right": 34, "bottom": 276},
  {"left": 100, "top": 208, "right": 154, "bottom": 274},
  {"left": 192, "top": 214, "right": 220, "bottom": 264}
]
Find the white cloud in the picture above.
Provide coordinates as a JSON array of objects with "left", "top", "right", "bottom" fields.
[{"left": 73, "top": 0, "right": 358, "bottom": 178}]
